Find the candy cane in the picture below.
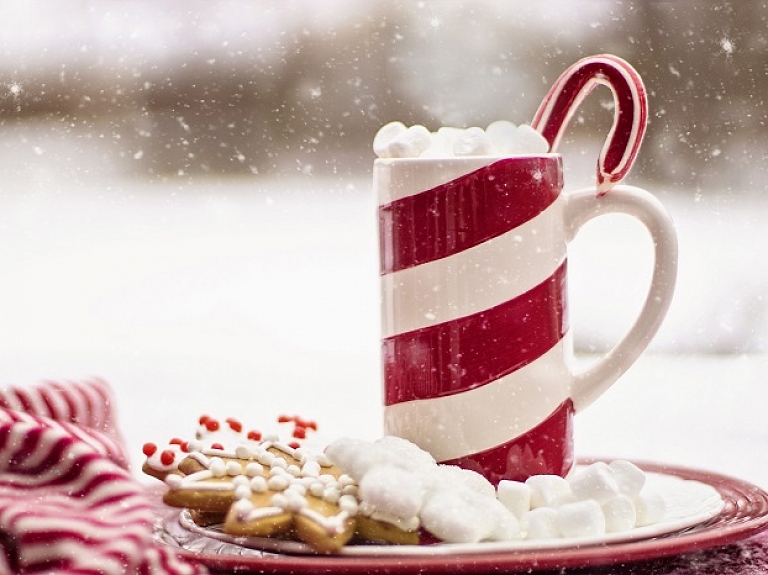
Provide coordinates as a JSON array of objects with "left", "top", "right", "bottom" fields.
[{"left": 532, "top": 54, "right": 648, "bottom": 195}]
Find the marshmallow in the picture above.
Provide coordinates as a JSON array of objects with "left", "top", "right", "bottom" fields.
[
  {"left": 433, "top": 465, "right": 496, "bottom": 499},
  {"left": 609, "top": 460, "right": 646, "bottom": 498},
  {"left": 385, "top": 125, "right": 432, "bottom": 158},
  {"left": 373, "top": 121, "right": 407, "bottom": 158},
  {"left": 497, "top": 480, "right": 531, "bottom": 519},
  {"left": 373, "top": 436, "right": 437, "bottom": 472},
  {"left": 508, "top": 123, "right": 550, "bottom": 154},
  {"left": 486, "top": 120, "right": 518, "bottom": 154},
  {"left": 453, "top": 126, "right": 493, "bottom": 156},
  {"left": 568, "top": 462, "right": 622, "bottom": 504},
  {"left": 372, "top": 121, "right": 550, "bottom": 159},
  {"left": 634, "top": 490, "right": 666, "bottom": 527},
  {"left": 557, "top": 500, "right": 606, "bottom": 538},
  {"left": 358, "top": 465, "right": 425, "bottom": 521},
  {"left": 602, "top": 494, "right": 637, "bottom": 533},
  {"left": 421, "top": 127, "right": 462, "bottom": 158},
  {"left": 420, "top": 487, "right": 520, "bottom": 543},
  {"left": 526, "top": 474, "right": 575, "bottom": 509},
  {"left": 521, "top": 507, "right": 560, "bottom": 539}
]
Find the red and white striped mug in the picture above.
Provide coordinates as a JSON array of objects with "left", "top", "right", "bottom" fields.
[{"left": 376, "top": 55, "right": 678, "bottom": 484}]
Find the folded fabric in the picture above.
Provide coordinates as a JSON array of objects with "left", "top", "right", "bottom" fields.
[{"left": 0, "top": 378, "right": 205, "bottom": 575}]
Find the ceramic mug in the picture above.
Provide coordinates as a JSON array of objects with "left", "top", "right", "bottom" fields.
[{"left": 376, "top": 55, "right": 678, "bottom": 484}]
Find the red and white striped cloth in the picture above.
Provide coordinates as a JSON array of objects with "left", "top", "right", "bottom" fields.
[{"left": 0, "top": 378, "right": 205, "bottom": 575}]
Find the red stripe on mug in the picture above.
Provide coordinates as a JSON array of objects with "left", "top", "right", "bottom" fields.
[
  {"left": 379, "top": 156, "right": 562, "bottom": 275},
  {"left": 442, "top": 398, "right": 574, "bottom": 485},
  {"left": 383, "top": 261, "right": 568, "bottom": 406}
]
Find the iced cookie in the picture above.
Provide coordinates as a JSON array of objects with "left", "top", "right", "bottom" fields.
[
  {"left": 144, "top": 415, "right": 419, "bottom": 553},
  {"left": 142, "top": 414, "right": 320, "bottom": 480},
  {"left": 223, "top": 442, "right": 356, "bottom": 552}
]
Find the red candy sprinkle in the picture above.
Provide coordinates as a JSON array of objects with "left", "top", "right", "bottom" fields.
[
  {"left": 169, "top": 437, "right": 183, "bottom": 445},
  {"left": 211, "top": 443, "right": 224, "bottom": 450},
  {"left": 226, "top": 418, "right": 243, "bottom": 433},
  {"left": 247, "top": 430, "right": 262, "bottom": 441},
  {"left": 180, "top": 442, "right": 190, "bottom": 453},
  {"left": 142, "top": 443, "right": 158, "bottom": 457},
  {"left": 204, "top": 419, "right": 220, "bottom": 432},
  {"left": 160, "top": 450, "right": 176, "bottom": 466},
  {"left": 288, "top": 441, "right": 301, "bottom": 449},
  {"left": 199, "top": 415, "right": 211, "bottom": 425},
  {"left": 278, "top": 415, "right": 293, "bottom": 423},
  {"left": 292, "top": 427, "right": 307, "bottom": 439},
  {"left": 295, "top": 418, "right": 317, "bottom": 431}
]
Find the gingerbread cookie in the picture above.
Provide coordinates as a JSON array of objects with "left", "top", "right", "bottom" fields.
[{"left": 143, "top": 415, "right": 419, "bottom": 553}]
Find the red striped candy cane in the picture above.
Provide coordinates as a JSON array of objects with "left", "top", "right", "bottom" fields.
[{"left": 532, "top": 54, "right": 647, "bottom": 195}]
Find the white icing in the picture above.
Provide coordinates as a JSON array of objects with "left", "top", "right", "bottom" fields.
[
  {"left": 209, "top": 458, "right": 226, "bottom": 477},
  {"left": 225, "top": 460, "right": 242, "bottom": 476},
  {"left": 267, "top": 474, "right": 290, "bottom": 492},
  {"left": 250, "top": 476, "right": 268, "bottom": 493}
]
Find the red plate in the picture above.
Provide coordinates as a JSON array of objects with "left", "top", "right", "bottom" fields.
[{"left": 153, "top": 460, "right": 768, "bottom": 574}]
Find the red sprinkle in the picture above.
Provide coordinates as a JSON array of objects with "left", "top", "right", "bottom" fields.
[
  {"left": 199, "top": 414, "right": 211, "bottom": 425},
  {"left": 226, "top": 418, "right": 243, "bottom": 433},
  {"left": 292, "top": 426, "right": 307, "bottom": 439},
  {"left": 295, "top": 418, "right": 317, "bottom": 431},
  {"left": 211, "top": 443, "right": 224, "bottom": 450},
  {"left": 247, "top": 430, "right": 262, "bottom": 441},
  {"left": 278, "top": 415, "right": 293, "bottom": 423},
  {"left": 180, "top": 442, "right": 190, "bottom": 453},
  {"left": 160, "top": 450, "right": 176, "bottom": 466},
  {"left": 169, "top": 437, "right": 184, "bottom": 445},
  {"left": 288, "top": 441, "right": 301, "bottom": 449},
  {"left": 142, "top": 443, "right": 158, "bottom": 457},
  {"left": 204, "top": 418, "right": 220, "bottom": 432}
]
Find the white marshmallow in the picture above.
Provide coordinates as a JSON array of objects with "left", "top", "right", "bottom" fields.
[
  {"left": 526, "top": 474, "right": 574, "bottom": 509},
  {"left": 421, "top": 487, "right": 517, "bottom": 543},
  {"left": 557, "top": 500, "right": 606, "bottom": 538},
  {"left": 508, "top": 124, "right": 550, "bottom": 154},
  {"left": 609, "top": 460, "right": 646, "bottom": 498},
  {"left": 452, "top": 126, "right": 493, "bottom": 156},
  {"left": 358, "top": 465, "right": 426, "bottom": 520},
  {"left": 486, "top": 120, "right": 518, "bottom": 154},
  {"left": 568, "top": 462, "right": 621, "bottom": 504},
  {"left": 602, "top": 494, "right": 637, "bottom": 533},
  {"left": 386, "top": 125, "right": 432, "bottom": 158},
  {"left": 373, "top": 436, "right": 437, "bottom": 472},
  {"left": 421, "top": 126, "right": 462, "bottom": 158},
  {"left": 634, "top": 490, "right": 667, "bottom": 526},
  {"left": 373, "top": 121, "right": 407, "bottom": 158},
  {"left": 521, "top": 507, "right": 560, "bottom": 539},
  {"left": 497, "top": 480, "right": 531, "bottom": 519},
  {"left": 433, "top": 464, "right": 496, "bottom": 498}
]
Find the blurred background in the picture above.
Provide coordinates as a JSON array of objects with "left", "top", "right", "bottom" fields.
[
  {"left": 1, "top": 1, "right": 765, "bottom": 187},
  {"left": 1, "top": 1, "right": 767, "bottom": 484}
]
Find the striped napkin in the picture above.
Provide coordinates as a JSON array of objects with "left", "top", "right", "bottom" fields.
[{"left": 0, "top": 378, "right": 205, "bottom": 574}]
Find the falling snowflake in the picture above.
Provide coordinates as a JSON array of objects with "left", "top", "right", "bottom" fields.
[
  {"left": 719, "top": 37, "right": 735, "bottom": 56},
  {"left": 7, "top": 82, "right": 22, "bottom": 97}
]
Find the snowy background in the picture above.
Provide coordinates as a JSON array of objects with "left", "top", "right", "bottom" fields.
[{"left": 1, "top": 2, "right": 768, "bottom": 487}]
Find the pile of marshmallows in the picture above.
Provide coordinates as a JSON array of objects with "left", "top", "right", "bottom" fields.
[
  {"left": 373, "top": 121, "right": 550, "bottom": 159},
  {"left": 502, "top": 459, "right": 665, "bottom": 540},
  {"left": 326, "top": 437, "right": 665, "bottom": 544}
]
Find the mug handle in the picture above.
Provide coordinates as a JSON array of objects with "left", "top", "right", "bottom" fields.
[{"left": 564, "top": 184, "right": 678, "bottom": 412}]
